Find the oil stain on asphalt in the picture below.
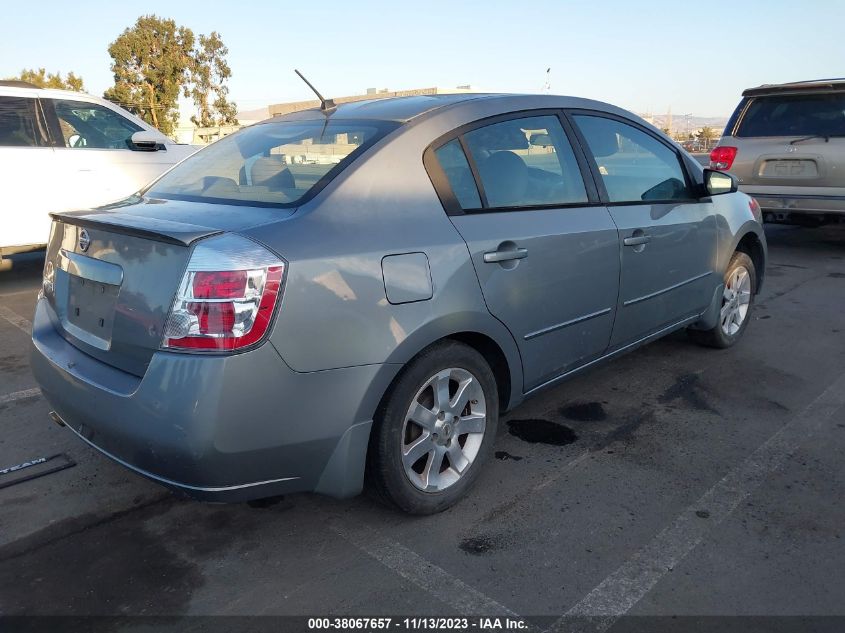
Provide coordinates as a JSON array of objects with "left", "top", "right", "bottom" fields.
[
  {"left": 0, "top": 354, "right": 28, "bottom": 374},
  {"left": 0, "top": 501, "right": 261, "bottom": 615},
  {"left": 658, "top": 373, "right": 718, "bottom": 414},
  {"left": 459, "top": 535, "right": 500, "bottom": 555},
  {"left": 507, "top": 419, "right": 578, "bottom": 446},
  {"left": 560, "top": 402, "right": 607, "bottom": 422}
]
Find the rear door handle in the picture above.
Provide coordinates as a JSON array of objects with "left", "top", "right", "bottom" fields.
[
  {"left": 623, "top": 234, "right": 652, "bottom": 247},
  {"left": 483, "top": 248, "right": 528, "bottom": 263}
]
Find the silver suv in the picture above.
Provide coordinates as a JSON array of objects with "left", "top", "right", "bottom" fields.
[{"left": 712, "top": 79, "right": 845, "bottom": 225}]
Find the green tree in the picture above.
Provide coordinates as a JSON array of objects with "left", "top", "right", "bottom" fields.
[
  {"left": 104, "top": 15, "right": 195, "bottom": 135},
  {"left": 7, "top": 68, "right": 85, "bottom": 91},
  {"left": 696, "top": 126, "right": 717, "bottom": 144},
  {"left": 190, "top": 32, "right": 238, "bottom": 127}
]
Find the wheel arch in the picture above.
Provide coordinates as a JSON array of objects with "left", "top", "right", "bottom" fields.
[
  {"left": 732, "top": 225, "right": 767, "bottom": 293},
  {"left": 370, "top": 314, "right": 524, "bottom": 421}
]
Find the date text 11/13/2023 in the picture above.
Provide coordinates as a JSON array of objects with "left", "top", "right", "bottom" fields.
[{"left": 306, "top": 617, "right": 529, "bottom": 630}]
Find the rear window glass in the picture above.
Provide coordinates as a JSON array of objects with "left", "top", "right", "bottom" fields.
[
  {"left": 148, "top": 119, "right": 397, "bottom": 207},
  {"left": 0, "top": 96, "right": 48, "bottom": 147},
  {"left": 433, "top": 139, "right": 481, "bottom": 209},
  {"left": 737, "top": 93, "right": 845, "bottom": 138}
]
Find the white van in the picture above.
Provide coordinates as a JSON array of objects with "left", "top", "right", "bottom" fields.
[{"left": 0, "top": 81, "right": 198, "bottom": 269}]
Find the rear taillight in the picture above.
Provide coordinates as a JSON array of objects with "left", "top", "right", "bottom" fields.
[
  {"left": 162, "top": 234, "right": 286, "bottom": 352},
  {"left": 710, "top": 146, "right": 738, "bottom": 170}
]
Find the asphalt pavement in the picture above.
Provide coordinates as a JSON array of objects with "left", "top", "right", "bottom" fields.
[{"left": 0, "top": 225, "right": 843, "bottom": 629}]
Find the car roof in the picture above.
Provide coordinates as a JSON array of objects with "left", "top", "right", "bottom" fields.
[
  {"left": 742, "top": 78, "right": 845, "bottom": 98},
  {"left": 0, "top": 82, "right": 101, "bottom": 101},
  {"left": 270, "top": 92, "right": 635, "bottom": 125},
  {"left": 275, "top": 93, "right": 500, "bottom": 123}
]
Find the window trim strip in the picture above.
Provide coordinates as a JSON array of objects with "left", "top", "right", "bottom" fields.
[
  {"left": 422, "top": 108, "right": 598, "bottom": 216},
  {"left": 563, "top": 108, "right": 700, "bottom": 205}
]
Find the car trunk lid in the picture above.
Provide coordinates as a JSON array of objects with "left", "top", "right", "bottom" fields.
[{"left": 43, "top": 196, "right": 291, "bottom": 376}]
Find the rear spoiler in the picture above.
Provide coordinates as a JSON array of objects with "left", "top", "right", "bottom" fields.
[
  {"left": 743, "top": 81, "right": 845, "bottom": 98},
  {"left": 50, "top": 212, "right": 222, "bottom": 247}
]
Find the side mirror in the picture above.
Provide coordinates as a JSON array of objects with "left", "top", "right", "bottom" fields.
[
  {"left": 704, "top": 168, "right": 738, "bottom": 196},
  {"left": 129, "top": 131, "right": 164, "bottom": 152}
]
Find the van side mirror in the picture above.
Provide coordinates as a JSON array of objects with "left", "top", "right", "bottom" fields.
[
  {"left": 704, "top": 168, "right": 738, "bottom": 196},
  {"left": 129, "top": 131, "right": 164, "bottom": 152}
]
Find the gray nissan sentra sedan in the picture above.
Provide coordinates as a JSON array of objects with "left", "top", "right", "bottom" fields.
[{"left": 31, "top": 93, "right": 767, "bottom": 514}]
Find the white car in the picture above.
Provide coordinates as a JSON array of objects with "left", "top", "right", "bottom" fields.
[{"left": 0, "top": 81, "right": 198, "bottom": 269}]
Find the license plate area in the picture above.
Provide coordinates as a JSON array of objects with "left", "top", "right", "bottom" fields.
[
  {"left": 65, "top": 274, "right": 119, "bottom": 347},
  {"left": 759, "top": 159, "right": 819, "bottom": 179}
]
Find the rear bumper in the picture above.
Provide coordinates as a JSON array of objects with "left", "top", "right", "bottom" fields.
[
  {"left": 740, "top": 190, "right": 845, "bottom": 216},
  {"left": 30, "top": 298, "right": 396, "bottom": 501}
]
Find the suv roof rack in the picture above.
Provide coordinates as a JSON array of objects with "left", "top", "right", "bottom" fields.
[{"left": 0, "top": 80, "right": 41, "bottom": 88}]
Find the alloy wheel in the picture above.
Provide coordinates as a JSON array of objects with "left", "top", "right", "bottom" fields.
[
  {"left": 400, "top": 367, "right": 487, "bottom": 492},
  {"left": 721, "top": 265, "right": 752, "bottom": 336}
]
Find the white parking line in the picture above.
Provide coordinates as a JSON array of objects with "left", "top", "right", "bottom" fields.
[
  {"left": 334, "top": 523, "right": 519, "bottom": 617},
  {"left": 533, "top": 449, "right": 592, "bottom": 491},
  {"left": 0, "top": 305, "right": 32, "bottom": 335},
  {"left": 0, "top": 387, "right": 41, "bottom": 405},
  {"left": 547, "top": 371, "right": 845, "bottom": 633}
]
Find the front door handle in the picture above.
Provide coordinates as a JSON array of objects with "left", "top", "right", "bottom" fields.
[
  {"left": 623, "top": 234, "right": 652, "bottom": 247},
  {"left": 483, "top": 247, "right": 528, "bottom": 263}
]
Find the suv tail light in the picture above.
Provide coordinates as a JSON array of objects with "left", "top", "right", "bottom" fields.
[
  {"left": 710, "top": 146, "right": 738, "bottom": 170},
  {"left": 163, "top": 234, "right": 286, "bottom": 352}
]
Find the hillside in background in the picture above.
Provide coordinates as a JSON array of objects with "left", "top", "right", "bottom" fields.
[{"left": 645, "top": 113, "right": 730, "bottom": 135}]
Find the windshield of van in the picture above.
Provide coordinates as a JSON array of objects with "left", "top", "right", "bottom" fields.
[
  {"left": 147, "top": 118, "right": 397, "bottom": 207},
  {"left": 737, "top": 93, "right": 845, "bottom": 138}
]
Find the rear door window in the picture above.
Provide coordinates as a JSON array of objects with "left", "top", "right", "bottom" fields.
[
  {"left": 51, "top": 99, "right": 142, "bottom": 149},
  {"left": 573, "top": 114, "right": 693, "bottom": 203},
  {"left": 461, "top": 115, "right": 588, "bottom": 209},
  {"left": 0, "top": 96, "right": 48, "bottom": 147},
  {"left": 737, "top": 93, "right": 845, "bottom": 138}
]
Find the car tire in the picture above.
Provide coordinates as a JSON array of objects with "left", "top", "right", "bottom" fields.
[
  {"left": 367, "top": 340, "right": 499, "bottom": 515},
  {"left": 689, "top": 251, "right": 757, "bottom": 349}
]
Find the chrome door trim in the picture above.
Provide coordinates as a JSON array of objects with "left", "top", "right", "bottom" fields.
[
  {"left": 622, "top": 271, "right": 712, "bottom": 307},
  {"left": 524, "top": 307, "right": 612, "bottom": 341}
]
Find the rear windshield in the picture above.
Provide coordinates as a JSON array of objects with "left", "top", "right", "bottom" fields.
[
  {"left": 737, "top": 93, "right": 845, "bottom": 138},
  {"left": 148, "top": 118, "right": 397, "bottom": 207}
]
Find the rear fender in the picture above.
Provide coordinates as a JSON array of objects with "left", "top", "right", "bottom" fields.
[
  {"left": 378, "top": 310, "right": 524, "bottom": 412},
  {"left": 314, "top": 311, "right": 524, "bottom": 499}
]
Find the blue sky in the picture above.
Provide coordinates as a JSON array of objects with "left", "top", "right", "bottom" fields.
[{"left": 2, "top": 0, "right": 843, "bottom": 117}]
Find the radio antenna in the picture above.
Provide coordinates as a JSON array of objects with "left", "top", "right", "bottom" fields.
[
  {"left": 294, "top": 69, "right": 336, "bottom": 114},
  {"left": 542, "top": 67, "right": 551, "bottom": 93}
]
